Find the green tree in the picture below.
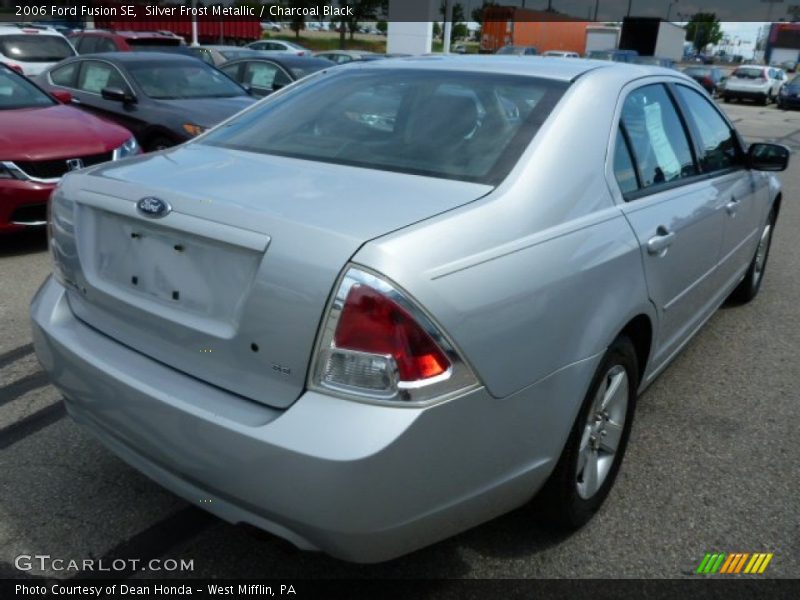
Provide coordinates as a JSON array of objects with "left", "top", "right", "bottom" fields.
[
  {"left": 377, "top": 20, "right": 388, "bottom": 34},
  {"left": 685, "top": 13, "right": 722, "bottom": 52}
]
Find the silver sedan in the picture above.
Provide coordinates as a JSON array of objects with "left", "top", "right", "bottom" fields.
[{"left": 31, "top": 57, "right": 789, "bottom": 562}]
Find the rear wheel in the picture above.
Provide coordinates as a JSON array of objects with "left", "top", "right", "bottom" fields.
[
  {"left": 762, "top": 93, "right": 770, "bottom": 106},
  {"left": 724, "top": 95, "right": 731, "bottom": 103},
  {"left": 729, "top": 208, "right": 777, "bottom": 304},
  {"left": 534, "top": 336, "right": 638, "bottom": 529}
]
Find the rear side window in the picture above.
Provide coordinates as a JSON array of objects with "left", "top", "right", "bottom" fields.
[
  {"left": 675, "top": 85, "right": 741, "bottom": 173},
  {"left": 50, "top": 62, "right": 78, "bottom": 87},
  {"left": 201, "top": 69, "right": 567, "bottom": 184},
  {"left": 620, "top": 84, "right": 696, "bottom": 191},
  {"left": 77, "top": 61, "right": 126, "bottom": 93},
  {"left": 244, "top": 61, "right": 291, "bottom": 90}
]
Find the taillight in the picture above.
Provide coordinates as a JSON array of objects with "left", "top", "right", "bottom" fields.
[
  {"left": 310, "top": 267, "right": 479, "bottom": 404},
  {"left": 702, "top": 76, "right": 713, "bottom": 85},
  {"left": 3, "top": 62, "right": 23, "bottom": 74}
]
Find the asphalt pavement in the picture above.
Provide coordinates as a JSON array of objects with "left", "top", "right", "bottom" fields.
[{"left": 1, "top": 99, "right": 798, "bottom": 582}]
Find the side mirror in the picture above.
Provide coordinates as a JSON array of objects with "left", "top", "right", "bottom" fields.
[
  {"left": 747, "top": 143, "right": 790, "bottom": 172},
  {"left": 101, "top": 86, "right": 136, "bottom": 104},
  {"left": 50, "top": 89, "right": 72, "bottom": 104}
]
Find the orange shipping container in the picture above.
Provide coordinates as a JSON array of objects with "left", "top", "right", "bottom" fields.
[{"left": 481, "top": 8, "right": 589, "bottom": 55}]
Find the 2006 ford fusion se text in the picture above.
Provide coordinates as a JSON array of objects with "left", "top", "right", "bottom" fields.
[{"left": 31, "top": 56, "right": 789, "bottom": 562}]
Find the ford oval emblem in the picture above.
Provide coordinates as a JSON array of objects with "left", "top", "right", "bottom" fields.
[{"left": 136, "top": 197, "right": 171, "bottom": 219}]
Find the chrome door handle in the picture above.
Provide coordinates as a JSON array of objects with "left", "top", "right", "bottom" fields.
[
  {"left": 647, "top": 227, "right": 675, "bottom": 256},
  {"left": 726, "top": 196, "right": 739, "bottom": 216}
]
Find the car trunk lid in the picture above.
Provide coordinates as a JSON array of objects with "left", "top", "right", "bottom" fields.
[{"left": 52, "top": 144, "right": 492, "bottom": 409}]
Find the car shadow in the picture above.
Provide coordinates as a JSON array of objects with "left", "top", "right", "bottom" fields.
[{"left": 0, "top": 229, "right": 47, "bottom": 257}]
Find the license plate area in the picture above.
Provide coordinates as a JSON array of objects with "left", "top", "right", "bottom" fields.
[{"left": 83, "top": 208, "right": 262, "bottom": 325}]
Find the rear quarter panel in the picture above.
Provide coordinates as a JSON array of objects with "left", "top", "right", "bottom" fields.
[{"left": 354, "top": 69, "right": 656, "bottom": 400}]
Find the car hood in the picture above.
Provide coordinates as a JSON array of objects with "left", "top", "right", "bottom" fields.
[
  {"left": 0, "top": 104, "right": 131, "bottom": 161},
  {"left": 154, "top": 96, "right": 255, "bottom": 128}
]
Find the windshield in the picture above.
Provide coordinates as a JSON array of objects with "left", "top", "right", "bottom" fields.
[
  {"left": 201, "top": 69, "right": 567, "bottom": 184},
  {"left": 684, "top": 67, "right": 711, "bottom": 76},
  {"left": 0, "top": 67, "right": 55, "bottom": 109},
  {"left": 0, "top": 34, "right": 74, "bottom": 62},
  {"left": 790, "top": 75, "right": 800, "bottom": 86},
  {"left": 496, "top": 46, "right": 522, "bottom": 55},
  {"left": 128, "top": 62, "right": 246, "bottom": 99},
  {"left": 733, "top": 67, "right": 764, "bottom": 79},
  {"left": 588, "top": 51, "right": 613, "bottom": 60},
  {"left": 289, "top": 60, "right": 333, "bottom": 80}
]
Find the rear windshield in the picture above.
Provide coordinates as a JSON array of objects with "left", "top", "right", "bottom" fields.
[
  {"left": 733, "top": 67, "right": 764, "bottom": 79},
  {"left": 588, "top": 51, "right": 613, "bottom": 60},
  {"left": 201, "top": 69, "right": 567, "bottom": 184},
  {"left": 127, "top": 38, "right": 182, "bottom": 47},
  {"left": 684, "top": 67, "right": 711, "bottom": 76},
  {"left": 0, "top": 34, "right": 74, "bottom": 62}
]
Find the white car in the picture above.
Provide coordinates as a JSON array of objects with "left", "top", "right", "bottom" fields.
[
  {"left": 247, "top": 39, "right": 309, "bottom": 56},
  {"left": 543, "top": 50, "right": 580, "bottom": 58},
  {"left": 723, "top": 65, "right": 785, "bottom": 105},
  {"left": 0, "top": 25, "right": 76, "bottom": 77}
]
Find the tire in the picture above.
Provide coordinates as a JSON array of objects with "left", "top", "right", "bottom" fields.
[
  {"left": 534, "top": 336, "right": 639, "bottom": 529},
  {"left": 728, "top": 208, "right": 777, "bottom": 304},
  {"left": 145, "top": 136, "right": 176, "bottom": 152},
  {"left": 762, "top": 94, "right": 769, "bottom": 106},
  {"left": 724, "top": 95, "right": 731, "bottom": 103}
]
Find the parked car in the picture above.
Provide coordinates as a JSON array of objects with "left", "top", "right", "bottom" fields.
[
  {"left": 37, "top": 52, "right": 255, "bottom": 151},
  {"left": 312, "top": 50, "right": 383, "bottom": 64},
  {"left": 219, "top": 55, "right": 334, "bottom": 97},
  {"left": 261, "top": 22, "right": 282, "bottom": 32},
  {"left": 0, "top": 63, "right": 135, "bottom": 234},
  {"left": 0, "top": 24, "right": 76, "bottom": 77},
  {"left": 588, "top": 49, "right": 638, "bottom": 62},
  {"left": 246, "top": 39, "right": 309, "bottom": 56},
  {"left": 70, "top": 30, "right": 184, "bottom": 54},
  {"left": 777, "top": 73, "right": 800, "bottom": 109},
  {"left": 632, "top": 56, "right": 674, "bottom": 69},
  {"left": 682, "top": 66, "right": 724, "bottom": 95},
  {"left": 187, "top": 45, "right": 263, "bottom": 67},
  {"left": 779, "top": 60, "right": 797, "bottom": 73},
  {"left": 32, "top": 57, "right": 788, "bottom": 563},
  {"left": 496, "top": 45, "right": 537, "bottom": 56},
  {"left": 543, "top": 50, "right": 579, "bottom": 58},
  {"left": 724, "top": 65, "right": 784, "bottom": 104}
]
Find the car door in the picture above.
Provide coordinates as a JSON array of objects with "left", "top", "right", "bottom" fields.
[
  {"left": 72, "top": 60, "right": 145, "bottom": 138},
  {"left": 611, "top": 82, "right": 727, "bottom": 369},
  {"left": 671, "top": 83, "right": 762, "bottom": 291}
]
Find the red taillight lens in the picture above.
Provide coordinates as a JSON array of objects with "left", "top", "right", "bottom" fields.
[
  {"left": 702, "top": 76, "right": 713, "bottom": 85},
  {"left": 335, "top": 284, "right": 450, "bottom": 382},
  {"left": 4, "top": 62, "right": 23, "bottom": 74},
  {"left": 311, "top": 267, "right": 479, "bottom": 404}
]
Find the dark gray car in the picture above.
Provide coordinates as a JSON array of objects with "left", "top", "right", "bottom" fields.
[{"left": 37, "top": 52, "right": 255, "bottom": 151}]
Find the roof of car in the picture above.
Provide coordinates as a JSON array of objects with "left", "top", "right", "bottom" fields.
[
  {"left": 73, "top": 51, "right": 201, "bottom": 64},
  {"left": 225, "top": 54, "right": 334, "bottom": 68},
  {"left": 74, "top": 30, "right": 178, "bottom": 39},
  {"left": 0, "top": 25, "right": 67, "bottom": 36},
  {"left": 335, "top": 55, "right": 675, "bottom": 82}
]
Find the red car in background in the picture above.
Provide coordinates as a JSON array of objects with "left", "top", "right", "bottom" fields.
[
  {"left": 0, "top": 64, "right": 137, "bottom": 234},
  {"left": 69, "top": 30, "right": 185, "bottom": 54}
]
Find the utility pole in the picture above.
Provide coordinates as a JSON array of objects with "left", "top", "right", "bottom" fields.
[
  {"left": 191, "top": 0, "right": 199, "bottom": 47},
  {"left": 443, "top": 0, "right": 452, "bottom": 53}
]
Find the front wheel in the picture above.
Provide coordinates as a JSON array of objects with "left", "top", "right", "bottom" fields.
[
  {"left": 534, "top": 336, "right": 638, "bottom": 529},
  {"left": 728, "top": 208, "right": 777, "bottom": 304}
]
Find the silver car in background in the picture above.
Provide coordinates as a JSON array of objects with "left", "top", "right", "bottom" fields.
[{"left": 31, "top": 57, "right": 788, "bottom": 562}]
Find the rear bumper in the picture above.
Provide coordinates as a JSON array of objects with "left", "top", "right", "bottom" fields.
[
  {"left": 724, "top": 89, "right": 769, "bottom": 101},
  {"left": 31, "top": 276, "right": 599, "bottom": 562},
  {"left": 0, "top": 180, "right": 53, "bottom": 233}
]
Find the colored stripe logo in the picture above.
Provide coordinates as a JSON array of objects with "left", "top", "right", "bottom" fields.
[{"left": 696, "top": 552, "right": 773, "bottom": 574}]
